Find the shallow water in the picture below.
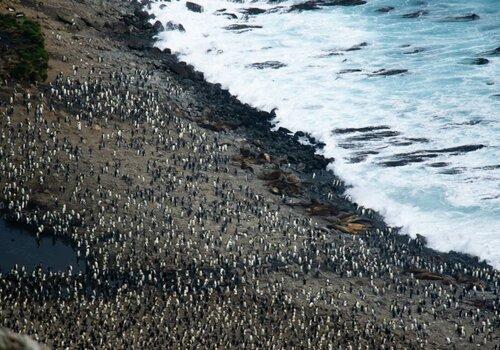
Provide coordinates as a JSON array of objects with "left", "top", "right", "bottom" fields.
[
  {"left": 149, "top": 0, "right": 500, "bottom": 267},
  {"left": 0, "top": 219, "right": 84, "bottom": 273}
]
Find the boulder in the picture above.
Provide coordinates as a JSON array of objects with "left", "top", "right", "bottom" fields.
[
  {"left": 0, "top": 329, "right": 48, "bottom": 350},
  {"left": 186, "top": 2, "right": 203, "bottom": 13}
]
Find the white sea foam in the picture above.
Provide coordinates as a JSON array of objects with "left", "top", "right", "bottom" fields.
[{"left": 148, "top": 0, "right": 500, "bottom": 267}]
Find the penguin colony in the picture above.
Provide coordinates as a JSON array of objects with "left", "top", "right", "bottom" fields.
[{"left": 0, "top": 61, "right": 498, "bottom": 349}]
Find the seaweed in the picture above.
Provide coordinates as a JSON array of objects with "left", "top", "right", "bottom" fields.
[{"left": 0, "top": 14, "right": 48, "bottom": 83}]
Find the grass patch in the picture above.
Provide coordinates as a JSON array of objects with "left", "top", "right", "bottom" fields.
[{"left": 0, "top": 14, "right": 48, "bottom": 83}]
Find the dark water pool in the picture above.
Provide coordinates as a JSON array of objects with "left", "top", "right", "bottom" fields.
[{"left": 0, "top": 219, "right": 85, "bottom": 273}]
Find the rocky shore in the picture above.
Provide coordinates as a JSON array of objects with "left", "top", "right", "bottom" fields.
[{"left": 0, "top": 0, "right": 499, "bottom": 348}]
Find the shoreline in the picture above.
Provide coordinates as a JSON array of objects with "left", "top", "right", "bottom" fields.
[
  {"left": 138, "top": 2, "right": 494, "bottom": 271},
  {"left": 0, "top": 0, "right": 499, "bottom": 348}
]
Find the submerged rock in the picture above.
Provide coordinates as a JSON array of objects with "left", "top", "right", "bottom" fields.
[
  {"left": 380, "top": 144, "right": 486, "bottom": 167},
  {"left": 333, "top": 125, "right": 391, "bottom": 134},
  {"left": 369, "top": 69, "right": 408, "bottom": 76},
  {"left": 480, "top": 46, "right": 500, "bottom": 56},
  {"left": 376, "top": 6, "right": 395, "bottom": 13},
  {"left": 344, "top": 42, "right": 368, "bottom": 51},
  {"left": 224, "top": 24, "right": 263, "bottom": 31},
  {"left": 247, "top": 61, "right": 287, "bottom": 69},
  {"left": 337, "top": 68, "right": 362, "bottom": 74},
  {"left": 402, "top": 10, "right": 428, "bottom": 18},
  {"left": 442, "top": 13, "right": 480, "bottom": 22},
  {"left": 403, "top": 47, "right": 425, "bottom": 54},
  {"left": 241, "top": 8, "right": 267, "bottom": 15},
  {"left": 289, "top": 1, "right": 320, "bottom": 12},
  {"left": 463, "top": 58, "right": 489, "bottom": 65},
  {"left": 289, "top": 0, "right": 366, "bottom": 12}
]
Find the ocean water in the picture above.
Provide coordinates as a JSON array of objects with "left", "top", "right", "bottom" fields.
[{"left": 148, "top": 0, "right": 500, "bottom": 267}]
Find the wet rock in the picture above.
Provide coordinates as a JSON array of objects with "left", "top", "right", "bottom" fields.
[
  {"left": 376, "top": 6, "right": 394, "bottom": 13},
  {"left": 381, "top": 144, "right": 485, "bottom": 167},
  {"left": 153, "top": 20, "right": 164, "bottom": 33},
  {"left": 403, "top": 47, "right": 425, "bottom": 54},
  {"left": 186, "top": 2, "right": 203, "bottom": 13},
  {"left": 288, "top": 0, "right": 367, "bottom": 11},
  {"left": 247, "top": 61, "right": 287, "bottom": 69},
  {"left": 214, "top": 10, "right": 238, "bottom": 19},
  {"left": 167, "top": 61, "right": 190, "bottom": 77},
  {"left": 333, "top": 125, "right": 391, "bottom": 134},
  {"left": 479, "top": 46, "right": 500, "bottom": 56},
  {"left": 241, "top": 8, "right": 267, "bottom": 15},
  {"left": 345, "top": 42, "right": 368, "bottom": 51},
  {"left": 224, "top": 24, "right": 263, "bottom": 31},
  {"left": 278, "top": 127, "right": 293, "bottom": 134},
  {"left": 369, "top": 69, "right": 408, "bottom": 76},
  {"left": 463, "top": 57, "right": 489, "bottom": 65},
  {"left": 289, "top": 1, "right": 321, "bottom": 12},
  {"left": 165, "top": 21, "right": 186, "bottom": 32},
  {"left": 322, "top": 0, "right": 367, "bottom": 6},
  {"left": 348, "top": 150, "right": 379, "bottom": 163},
  {"left": 442, "top": 13, "right": 480, "bottom": 22},
  {"left": 134, "top": 8, "right": 154, "bottom": 21},
  {"left": 402, "top": 10, "right": 428, "bottom": 18},
  {"left": 337, "top": 68, "right": 362, "bottom": 74},
  {"left": 434, "top": 144, "right": 485, "bottom": 153},
  {"left": 345, "top": 130, "right": 400, "bottom": 142}
]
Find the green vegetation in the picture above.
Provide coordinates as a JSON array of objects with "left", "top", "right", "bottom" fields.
[{"left": 0, "top": 14, "right": 48, "bottom": 83}]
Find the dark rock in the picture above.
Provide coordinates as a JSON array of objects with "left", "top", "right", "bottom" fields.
[
  {"left": 278, "top": 127, "right": 293, "bottom": 134},
  {"left": 224, "top": 24, "right": 263, "bottom": 31},
  {"left": 289, "top": 0, "right": 366, "bottom": 12},
  {"left": 186, "top": 2, "right": 203, "bottom": 13},
  {"left": 442, "top": 13, "right": 480, "bottom": 22},
  {"left": 165, "top": 21, "right": 186, "bottom": 32},
  {"left": 333, "top": 125, "right": 391, "bottom": 134},
  {"left": 337, "top": 69, "right": 362, "bottom": 74},
  {"left": 153, "top": 20, "right": 164, "bottom": 32},
  {"left": 344, "top": 42, "right": 368, "bottom": 51},
  {"left": 429, "top": 162, "right": 449, "bottom": 168},
  {"left": 321, "top": 0, "right": 367, "bottom": 6},
  {"left": 241, "top": 8, "right": 267, "bottom": 15},
  {"left": 402, "top": 10, "right": 428, "bottom": 18},
  {"left": 168, "top": 62, "right": 190, "bottom": 77},
  {"left": 127, "top": 41, "right": 148, "bottom": 51},
  {"left": 463, "top": 58, "right": 489, "bottom": 65},
  {"left": 380, "top": 144, "right": 485, "bottom": 167},
  {"left": 376, "top": 6, "right": 394, "bottom": 13},
  {"left": 369, "top": 69, "right": 408, "bottom": 76},
  {"left": 247, "top": 61, "right": 287, "bottom": 69},
  {"left": 403, "top": 47, "right": 425, "bottom": 54},
  {"left": 479, "top": 46, "right": 500, "bottom": 57},
  {"left": 345, "top": 130, "right": 401, "bottom": 142},
  {"left": 289, "top": 1, "right": 320, "bottom": 12},
  {"left": 134, "top": 8, "right": 154, "bottom": 20},
  {"left": 433, "top": 144, "right": 485, "bottom": 154}
]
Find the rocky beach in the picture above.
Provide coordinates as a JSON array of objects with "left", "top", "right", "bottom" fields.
[{"left": 0, "top": 0, "right": 499, "bottom": 348}]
